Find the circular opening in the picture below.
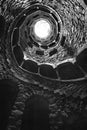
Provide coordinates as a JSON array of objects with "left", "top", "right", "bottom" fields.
[{"left": 34, "top": 19, "right": 52, "bottom": 40}]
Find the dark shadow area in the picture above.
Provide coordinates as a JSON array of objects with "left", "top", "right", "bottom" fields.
[
  {"left": 39, "top": 64, "right": 58, "bottom": 79},
  {"left": 56, "top": 62, "right": 84, "bottom": 80},
  {"left": 76, "top": 48, "right": 87, "bottom": 73},
  {"left": 83, "top": 0, "right": 87, "bottom": 5},
  {"left": 0, "top": 79, "right": 19, "bottom": 130},
  {"left": 21, "top": 95, "right": 50, "bottom": 130},
  {"left": 0, "top": 15, "right": 5, "bottom": 39}
]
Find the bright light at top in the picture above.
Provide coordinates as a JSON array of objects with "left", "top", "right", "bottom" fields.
[{"left": 34, "top": 19, "right": 51, "bottom": 39}]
